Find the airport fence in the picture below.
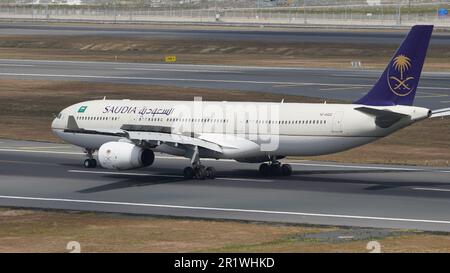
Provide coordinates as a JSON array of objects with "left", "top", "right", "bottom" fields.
[{"left": 1, "top": 4, "right": 450, "bottom": 28}]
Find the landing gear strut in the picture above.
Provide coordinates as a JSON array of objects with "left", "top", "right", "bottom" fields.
[
  {"left": 183, "top": 146, "right": 216, "bottom": 180},
  {"left": 83, "top": 148, "right": 97, "bottom": 168},
  {"left": 259, "top": 157, "right": 292, "bottom": 177}
]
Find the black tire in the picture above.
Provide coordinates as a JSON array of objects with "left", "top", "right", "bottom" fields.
[
  {"left": 183, "top": 167, "right": 195, "bottom": 179},
  {"left": 195, "top": 166, "right": 206, "bottom": 180},
  {"left": 90, "top": 159, "right": 97, "bottom": 168},
  {"left": 206, "top": 167, "right": 216, "bottom": 179},
  {"left": 84, "top": 159, "right": 96, "bottom": 168},
  {"left": 259, "top": 163, "right": 270, "bottom": 176},
  {"left": 281, "top": 164, "right": 292, "bottom": 176},
  {"left": 269, "top": 163, "right": 281, "bottom": 176}
]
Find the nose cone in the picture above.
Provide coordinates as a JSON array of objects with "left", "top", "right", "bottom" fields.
[
  {"left": 51, "top": 117, "right": 58, "bottom": 130},
  {"left": 51, "top": 113, "right": 65, "bottom": 131}
]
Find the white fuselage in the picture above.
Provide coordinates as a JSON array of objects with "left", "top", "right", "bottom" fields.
[{"left": 51, "top": 99, "right": 430, "bottom": 161}]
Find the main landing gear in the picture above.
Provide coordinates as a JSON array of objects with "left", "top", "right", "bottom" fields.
[
  {"left": 183, "top": 146, "right": 216, "bottom": 180},
  {"left": 259, "top": 159, "right": 292, "bottom": 177},
  {"left": 83, "top": 148, "right": 97, "bottom": 168},
  {"left": 183, "top": 164, "right": 216, "bottom": 180}
]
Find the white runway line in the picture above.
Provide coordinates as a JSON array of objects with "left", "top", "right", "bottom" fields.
[
  {"left": 0, "top": 148, "right": 82, "bottom": 155},
  {"left": 69, "top": 169, "right": 182, "bottom": 178},
  {"left": 114, "top": 67, "right": 242, "bottom": 73},
  {"left": 69, "top": 169, "right": 273, "bottom": 183},
  {"left": 0, "top": 64, "right": 34, "bottom": 67},
  {"left": 4, "top": 58, "right": 450, "bottom": 76},
  {"left": 1, "top": 147, "right": 450, "bottom": 174},
  {"left": 413, "top": 187, "right": 450, "bottom": 192},
  {"left": 289, "top": 162, "right": 419, "bottom": 171},
  {"left": 0, "top": 194, "right": 450, "bottom": 225}
]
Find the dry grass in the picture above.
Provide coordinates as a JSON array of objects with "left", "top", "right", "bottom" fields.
[
  {"left": 0, "top": 34, "right": 449, "bottom": 70},
  {"left": 0, "top": 208, "right": 449, "bottom": 253},
  {"left": 0, "top": 79, "right": 449, "bottom": 166}
]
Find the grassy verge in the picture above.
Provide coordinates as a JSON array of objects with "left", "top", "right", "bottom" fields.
[
  {"left": 0, "top": 207, "right": 449, "bottom": 253},
  {"left": 0, "top": 79, "right": 449, "bottom": 167}
]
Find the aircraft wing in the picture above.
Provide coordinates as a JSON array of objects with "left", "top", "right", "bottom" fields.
[
  {"left": 66, "top": 116, "right": 223, "bottom": 154},
  {"left": 430, "top": 108, "right": 450, "bottom": 118},
  {"left": 126, "top": 131, "right": 223, "bottom": 153}
]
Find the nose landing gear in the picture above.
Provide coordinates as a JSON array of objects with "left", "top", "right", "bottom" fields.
[{"left": 83, "top": 148, "right": 97, "bottom": 168}]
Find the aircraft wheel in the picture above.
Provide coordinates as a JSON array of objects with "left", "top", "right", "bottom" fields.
[
  {"left": 259, "top": 163, "right": 270, "bottom": 176},
  {"left": 206, "top": 167, "right": 216, "bottom": 179},
  {"left": 269, "top": 163, "right": 281, "bottom": 176},
  {"left": 281, "top": 164, "right": 292, "bottom": 176},
  {"left": 194, "top": 165, "right": 207, "bottom": 180},
  {"left": 84, "top": 159, "right": 97, "bottom": 168},
  {"left": 183, "top": 167, "right": 195, "bottom": 179}
]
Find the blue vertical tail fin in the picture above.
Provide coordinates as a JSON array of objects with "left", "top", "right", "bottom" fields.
[{"left": 355, "top": 25, "right": 433, "bottom": 106}]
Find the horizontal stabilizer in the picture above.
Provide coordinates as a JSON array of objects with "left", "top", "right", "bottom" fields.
[
  {"left": 430, "top": 108, "right": 450, "bottom": 118},
  {"left": 355, "top": 106, "right": 410, "bottom": 128}
]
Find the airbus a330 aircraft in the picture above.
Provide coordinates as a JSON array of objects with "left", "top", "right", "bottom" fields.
[{"left": 52, "top": 25, "right": 449, "bottom": 179}]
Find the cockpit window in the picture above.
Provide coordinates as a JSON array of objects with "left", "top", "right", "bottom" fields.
[{"left": 57, "top": 113, "right": 62, "bottom": 119}]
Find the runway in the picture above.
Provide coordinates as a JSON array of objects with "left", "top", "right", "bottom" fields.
[
  {"left": 1, "top": 139, "right": 450, "bottom": 232},
  {"left": 1, "top": 59, "right": 450, "bottom": 109},
  {"left": 2, "top": 22, "right": 450, "bottom": 45}
]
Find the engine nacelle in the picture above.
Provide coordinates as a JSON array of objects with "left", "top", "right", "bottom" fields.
[{"left": 98, "top": 141, "right": 154, "bottom": 170}]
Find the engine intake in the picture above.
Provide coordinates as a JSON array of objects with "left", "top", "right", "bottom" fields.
[{"left": 98, "top": 141, "right": 154, "bottom": 170}]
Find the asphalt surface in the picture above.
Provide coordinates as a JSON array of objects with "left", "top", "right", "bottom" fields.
[
  {"left": 1, "top": 139, "right": 450, "bottom": 232},
  {"left": 0, "top": 58, "right": 449, "bottom": 109},
  {"left": 2, "top": 22, "right": 450, "bottom": 46}
]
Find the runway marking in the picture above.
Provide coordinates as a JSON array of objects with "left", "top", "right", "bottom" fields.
[
  {"left": 0, "top": 72, "right": 448, "bottom": 90},
  {"left": 0, "top": 159, "right": 56, "bottom": 166},
  {"left": 440, "top": 101, "right": 450, "bottom": 103},
  {"left": 217, "top": 177, "right": 273, "bottom": 183},
  {"left": 18, "top": 146, "right": 69, "bottom": 150},
  {"left": 0, "top": 148, "right": 82, "bottom": 155},
  {"left": 319, "top": 86, "right": 363, "bottom": 91},
  {"left": 1, "top": 147, "right": 450, "bottom": 174},
  {"left": 69, "top": 169, "right": 182, "bottom": 178},
  {"left": 0, "top": 63, "right": 34, "bottom": 67},
  {"left": 4, "top": 58, "right": 450, "bottom": 77},
  {"left": 415, "top": 91, "right": 449, "bottom": 98},
  {"left": 68, "top": 169, "right": 273, "bottom": 183},
  {"left": 289, "top": 162, "right": 420, "bottom": 171},
  {"left": 114, "top": 67, "right": 242, "bottom": 74},
  {"left": 0, "top": 194, "right": 450, "bottom": 225},
  {"left": 272, "top": 83, "right": 315, "bottom": 88},
  {"left": 413, "top": 187, "right": 450, "bottom": 192}
]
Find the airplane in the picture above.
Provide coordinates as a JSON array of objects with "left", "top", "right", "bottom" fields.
[{"left": 51, "top": 25, "right": 450, "bottom": 179}]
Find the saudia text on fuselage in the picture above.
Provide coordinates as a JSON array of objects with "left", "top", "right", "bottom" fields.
[{"left": 102, "top": 105, "right": 174, "bottom": 117}]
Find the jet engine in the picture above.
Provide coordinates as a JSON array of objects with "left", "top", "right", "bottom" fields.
[{"left": 98, "top": 141, "right": 154, "bottom": 170}]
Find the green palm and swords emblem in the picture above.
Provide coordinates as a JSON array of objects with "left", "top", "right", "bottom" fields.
[{"left": 389, "top": 54, "right": 415, "bottom": 94}]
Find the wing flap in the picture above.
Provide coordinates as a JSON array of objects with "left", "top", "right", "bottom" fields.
[{"left": 126, "top": 131, "right": 223, "bottom": 153}]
